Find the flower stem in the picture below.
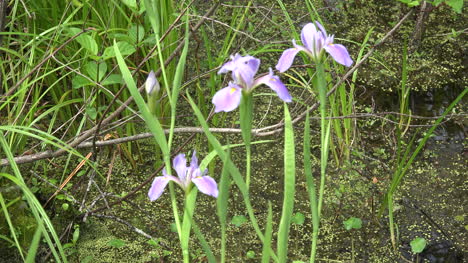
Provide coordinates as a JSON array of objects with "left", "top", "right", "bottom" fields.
[
  {"left": 240, "top": 93, "right": 253, "bottom": 188},
  {"left": 315, "top": 62, "right": 329, "bottom": 218},
  {"left": 308, "top": 62, "right": 331, "bottom": 263}
]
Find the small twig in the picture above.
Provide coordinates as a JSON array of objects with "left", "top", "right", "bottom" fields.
[
  {"left": 91, "top": 213, "right": 168, "bottom": 246},
  {"left": 31, "top": 171, "right": 79, "bottom": 205},
  {"left": 82, "top": 192, "right": 113, "bottom": 222}
]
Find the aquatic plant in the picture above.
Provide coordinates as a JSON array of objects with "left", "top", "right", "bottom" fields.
[
  {"left": 213, "top": 53, "right": 292, "bottom": 189},
  {"left": 148, "top": 151, "right": 218, "bottom": 201},
  {"left": 276, "top": 20, "right": 353, "bottom": 262},
  {"left": 276, "top": 21, "right": 353, "bottom": 72},
  {"left": 145, "top": 70, "right": 160, "bottom": 116},
  {"left": 212, "top": 54, "right": 292, "bottom": 113}
]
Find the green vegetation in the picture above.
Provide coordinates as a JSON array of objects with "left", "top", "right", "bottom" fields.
[{"left": 0, "top": 0, "right": 466, "bottom": 262}]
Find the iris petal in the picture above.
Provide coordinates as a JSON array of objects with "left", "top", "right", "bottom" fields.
[
  {"left": 148, "top": 176, "right": 170, "bottom": 201},
  {"left": 324, "top": 44, "right": 353, "bottom": 67},
  {"left": 218, "top": 54, "right": 260, "bottom": 89},
  {"left": 192, "top": 175, "right": 219, "bottom": 198},
  {"left": 212, "top": 84, "right": 242, "bottom": 112},
  {"left": 315, "top": 21, "right": 327, "bottom": 36},
  {"left": 301, "top": 23, "right": 318, "bottom": 51},
  {"left": 233, "top": 55, "right": 260, "bottom": 88},
  {"left": 255, "top": 68, "right": 292, "bottom": 102},
  {"left": 218, "top": 59, "right": 235, "bottom": 74},
  {"left": 173, "top": 154, "right": 187, "bottom": 182},
  {"left": 190, "top": 151, "right": 198, "bottom": 170},
  {"left": 145, "top": 70, "right": 159, "bottom": 95},
  {"left": 275, "top": 47, "right": 302, "bottom": 73}
]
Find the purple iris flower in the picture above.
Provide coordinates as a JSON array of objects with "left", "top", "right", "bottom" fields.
[
  {"left": 276, "top": 21, "right": 353, "bottom": 72},
  {"left": 148, "top": 151, "right": 218, "bottom": 201},
  {"left": 145, "top": 70, "right": 159, "bottom": 95},
  {"left": 212, "top": 54, "right": 292, "bottom": 113}
]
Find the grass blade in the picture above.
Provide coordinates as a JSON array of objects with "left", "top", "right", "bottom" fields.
[
  {"left": 277, "top": 104, "right": 295, "bottom": 262},
  {"left": 303, "top": 112, "right": 319, "bottom": 262},
  {"left": 217, "top": 150, "right": 231, "bottom": 263},
  {"left": 261, "top": 202, "right": 273, "bottom": 263}
]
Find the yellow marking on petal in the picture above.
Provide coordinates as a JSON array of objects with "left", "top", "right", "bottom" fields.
[
  {"left": 230, "top": 87, "right": 237, "bottom": 94},
  {"left": 270, "top": 78, "right": 276, "bottom": 82}
]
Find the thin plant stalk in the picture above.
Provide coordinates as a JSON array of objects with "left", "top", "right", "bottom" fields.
[
  {"left": 181, "top": 187, "right": 197, "bottom": 262},
  {"left": 261, "top": 202, "right": 274, "bottom": 263},
  {"left": 217, "top": 150, "right": 231, "bottom": 263},
  {"left": 277, "top": 103, "right": 296, "bottom": 262},
  {"left": 113, "top": 40, "right": 184, "bottom": 257},
  {"left": 239, "top": 93, "right": 253, "bottom": 187},
  {"left": 399, "top": 37, "right": 410, "bottom": 134},
  {"left": 314, "top": 62, "right": 331, "bottom": 217},
  {"left": 303, "top": 112, "right": 319, "bottom": 261}
]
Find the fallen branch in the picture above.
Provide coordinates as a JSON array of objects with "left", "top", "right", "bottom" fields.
[{"left": 3, "top": 111, "right": 463, "bottom": 167}]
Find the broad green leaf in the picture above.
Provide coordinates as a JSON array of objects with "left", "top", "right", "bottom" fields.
[
  {"left": 69, "top": 28, "right": 98, "bottom": 55},
  {"left": 343, "top": 217, "right": 362, "bottom": 230},
  {"left": 78, "top": 35, "right": 98, "bottom": 55},
  {"left": 231, "top": 215, "right": 248, "bottom": 227},
  {"left": 128, "top": 25, "right": 145, "bottom": 43},
  {"left": 84, "top": 62, "right": 107, "bottom": 82},
  {"left": 446, "top": 0, "right": 463, "bottom": 13},
  {"left": 291, "top": 212, "right": 305, "bottom": 225},
  {"left": 410, "top": 237, "right": 427, "bottom": 253},
  {"left": 121, "top": 0, "right": 137, "bottom": 9},
  {"left": 107, "top": 239, "right": 126, "bottom": 248},
  {"left": 101, "top": 74, "right": 123, "bottom": 86},
  {"left": 72, "top": 227, "right": 80, "bottom": 244},
  {"left": 72, "top": 75, "right": 92, "bottom": 89},
  {"left": 86, "top": 107, "right": 97, "bottom": 120},
  {"left": 108, "top": 33, "right": 133, "bottom": 43},
  {"left": 246, "top": 251, "right": 255, "bottom": 259},
  {"left": 104, "top": 42, "right": 136, "bottom": 59}
]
